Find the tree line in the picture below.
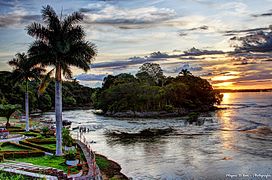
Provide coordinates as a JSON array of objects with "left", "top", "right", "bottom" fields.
[{"left": 0, "top": 71, "right": 93, "bottom": 112}]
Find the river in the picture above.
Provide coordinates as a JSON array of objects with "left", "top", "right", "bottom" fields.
[{"left": 40, "top": 92, "right": 272, "bottom": 179}]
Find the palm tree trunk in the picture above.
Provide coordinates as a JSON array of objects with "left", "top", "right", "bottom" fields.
[
  {"left": 55, "top": 64, "right": 63, "bottom": 156},
  {"left": 25, "top": 79, "right": 29, "bottom": 131}
]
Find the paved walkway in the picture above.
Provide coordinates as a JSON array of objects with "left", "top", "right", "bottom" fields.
[
  {"left": 0, "top": 135, "right": 25, "bottom": 143},
  {"left": 0, "top": 161, "right": 58, "bottom": 180},
  {"left": 76, "top": 140, "right": 102, "bottom": 180}
]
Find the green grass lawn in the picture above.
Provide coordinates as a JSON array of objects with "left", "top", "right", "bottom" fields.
[
  {"left": 39, "top": 143, "right": 56, "bottom": 149},
  {"left": 15, "top": 155, "right": 81, "bottom": 174},
  {"left": 0, "top": 143, "right": 30, "bottom": 151},
  {"left": 15, "top": 155, "right": 68, "bottom": 172},
  {"left": 0, "top": 171, "right": 36, "bottom": 180}
]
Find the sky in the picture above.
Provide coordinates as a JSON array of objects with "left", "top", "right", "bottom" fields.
[{"left": 0, "top": 0, "right": 272, "bottom": 89}]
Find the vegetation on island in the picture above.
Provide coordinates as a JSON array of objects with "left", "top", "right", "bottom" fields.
[{"left": 92, "top": 63, "right": 223, "bottom": 116}]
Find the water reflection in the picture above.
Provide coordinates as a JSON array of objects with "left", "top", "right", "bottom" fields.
[{"left": 216, "top": 93, "right": 237, "bottom": 150}]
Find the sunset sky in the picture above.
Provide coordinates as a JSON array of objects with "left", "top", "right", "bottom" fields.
[{"left": 0, "top": 0, "right": 272, "bottom": 89}]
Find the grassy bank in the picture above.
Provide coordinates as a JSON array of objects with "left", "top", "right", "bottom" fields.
[{"left": 96, "top": 154, "right": 128, "bottom": 180}]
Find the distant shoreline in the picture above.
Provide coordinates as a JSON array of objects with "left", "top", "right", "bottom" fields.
[{"left": 217, "top": 89, "right": 272, "bottom": 93}]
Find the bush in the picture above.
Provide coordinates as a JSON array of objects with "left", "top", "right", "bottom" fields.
[
  {"left": 22, "top": 131, "right": 40, "bottom": 137},
  {"left": 63, "top": 96, "right": 76, "bottom": 106},
  {"left": 65, "top": 149, "right": 77, "bottom": 160},
  {"left": 62, "top": 128, "right": 73, "bottom": 147},
  {"left": 0, "top": 142, "right": 44, "bottom": 159},
  {"left": 1, "top": 151, "right": 44, "bottom": 159},
  {"left": 164, "top": 105, "right": 174, "bottom": 113},
  {"left": 6, "top": 126, "right": 24, "bottom": 132},
  {"left": 26, "top": 137, "right": 56, "bottom": 144},
  {"left": 19, "top": 140, "right": 55, "bottom": 154}
]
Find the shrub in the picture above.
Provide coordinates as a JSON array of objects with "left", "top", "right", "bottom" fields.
[
  {"left": 26, "top": 137, "right": 56, "bottom": 144},
  {"left": 41, "top": 126, "right": 49, "bottom": 137},
  {"left": 19, "top": 140, "right": 55, "bottom": 154},
  {"left": 62, "top": 128, "right": 73, "bottom": 147},
  {"left": 22, "top": 131, "right": 40, "bottom": 137},
  {"left": 0, "top": 142, "right": 44, "bottom": 159},
  {"left": 65, "top": 149, "right": 77, "bottom": 160},
  {"left": 164, "top": 105, "right": 174, "bottom": 113},
  {"left": 1, "top": 151, "right": 44, "bottom": 159},
  {"left": 7, "top": 126, "right": 24, "bottom": 132}
]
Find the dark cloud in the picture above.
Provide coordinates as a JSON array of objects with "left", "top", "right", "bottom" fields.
[
  {"left": 164, "top": 63, "right": 203, "bottom": 73},
  {"left": 91, "top": 48, "right": 226, "bottom": 70},
  {"left": 0, "top": 14, "right": 40, "bottom": 28},
  {"left": 90, "top": 56, "right": 163, "bottom": 69},
  {"left": 118, "top": 25, "right": 151, "bottom": 29},
  {"left": 75, "top": 73, "right": 107, "bottom": 81},
  {"left": 0, "top": 0, "right": 16, "bottom": 8},
  {"left": 223, "top": 33, "right": 238, "bottom": 36},
  {"left": 224, "top": 27, "right": 270, "bottom": 34},
  {"left": 183, "top": 47, "right": 224, "bottom": 56},
  {"left": 252, "top": 10, "right": 272, "bottom": 17},
  {"left": 231, "top": 30, "right": 272, "bottom": 53},
  {"left": 178, "top": 32, "right": 187, "bottom": 37},
  {"left": 189, "top": 25, "right": 209, "bottom": 31},
  {"left": 79, "top": 8, "right": 101, "bottom": 13},
  {"left": 149, "top": 51, "right": 179, "bottom": 58},
  {"left": 178, "top": 25, "right": 208, "bottom": 36}
]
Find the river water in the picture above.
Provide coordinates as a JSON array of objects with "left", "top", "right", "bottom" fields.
[{"left": 40, "top": 92, "right": 272, "bottom": 179}]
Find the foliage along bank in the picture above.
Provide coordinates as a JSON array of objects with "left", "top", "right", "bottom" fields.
[{"left": 0, "top": 71, "right": 94, "bottom": 112}]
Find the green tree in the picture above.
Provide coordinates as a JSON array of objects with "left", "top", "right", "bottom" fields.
[
  {"left": 8, "top": 53, "right": 45, "bottom": 131},
  {"left": 138, "top": 63, "right": 164, "bottom": 85},
  {"left": 0, "top": 104, "right": 21, "bottom": 127},
  {"left": 27, "top": 5, "right": 97, "bottom": 156}
]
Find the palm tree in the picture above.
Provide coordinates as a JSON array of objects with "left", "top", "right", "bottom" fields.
[
  {"left": 9, "top": 53, "right": 45, "bottom": 131},
  {"left": 27, "top": 5, "right": 97, "bottom": 156},
  {"left": 179, "top": 69, "right": 192, "bottom": 77}
]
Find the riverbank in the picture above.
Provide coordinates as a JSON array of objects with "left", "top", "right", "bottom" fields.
[
  {"left": 96, "top": 154, "right": 129, "bottom": 180},
  {"left": 95, "top": 106, "right": 219, "bottom": 118}
]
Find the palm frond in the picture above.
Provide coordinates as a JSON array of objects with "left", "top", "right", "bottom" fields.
[
  {"left": 38, "top": 68, "right": 54, "bottom": 96},
  {"left": 28, "top": 40, "right": 55, "bottom": 66},
  {"left": 26, "top": 22, "right": 50, "bottom": 41},
  {"left": 62, "top": 64, "right": 73, "bottom": 79},
  {"left": 66, "top": 25, "right": 85, "bottom": 41},
  {"left": 64, "top": 41, "right": 97, "bottom": 71},
  {"left": 41, "top": 5, "right": 60, "bottom": 32},
  {"left": 8, "top": 58, "right": 19, "bottom": 68},
  {"left": 62, "top": 12, "right": 83, "bottom": 30}
]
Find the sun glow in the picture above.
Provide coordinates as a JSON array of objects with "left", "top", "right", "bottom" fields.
[{"left": 212, "top": 76, "right": 238, "bottom": 81}]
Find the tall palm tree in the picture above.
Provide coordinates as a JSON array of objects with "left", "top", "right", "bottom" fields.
[
  {"left": 9, "top": 53, "right": 45, "bottom": 131},
  {"left": 27, "top": 5, "right": 97, "bottom": 156}
]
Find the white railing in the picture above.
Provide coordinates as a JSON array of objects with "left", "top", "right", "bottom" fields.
[{"left": 75, "top": 131, "right": 102, "bottom": 180}]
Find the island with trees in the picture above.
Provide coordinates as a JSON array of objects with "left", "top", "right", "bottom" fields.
[{"left": 92, "top": 62, "right": 223, "bottom": 118}]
